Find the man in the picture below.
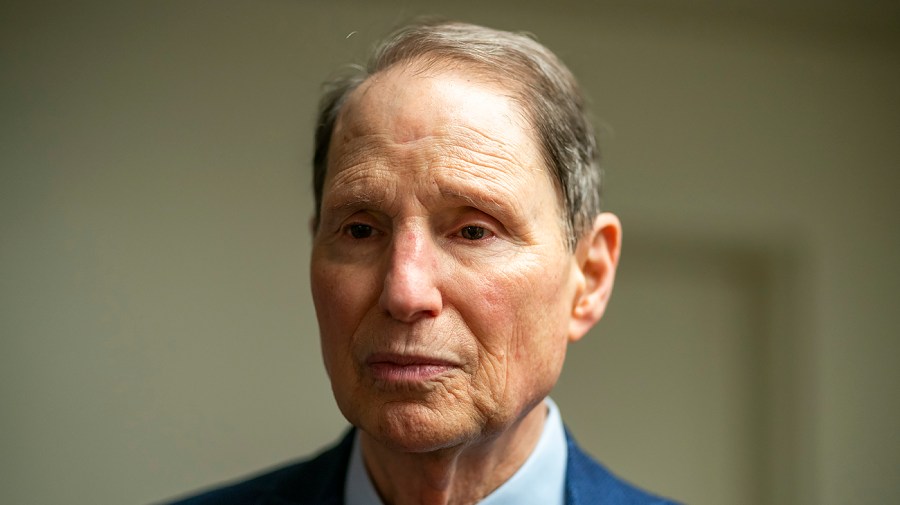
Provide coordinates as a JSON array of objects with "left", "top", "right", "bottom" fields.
[{"left": 168, "top": 20, "right": 677, "bottom": 505}]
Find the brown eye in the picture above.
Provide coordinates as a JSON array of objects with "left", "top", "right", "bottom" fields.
[
  {"left": 460, "top": 225, "right": 486, "bottom": 240},
  {"left": 347, "top": 224, "right": 374, "bottom": 239}
]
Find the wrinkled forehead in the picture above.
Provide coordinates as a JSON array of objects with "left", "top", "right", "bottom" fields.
[{"left": 332, "top": 59, "right": 536, "bottom": 150}]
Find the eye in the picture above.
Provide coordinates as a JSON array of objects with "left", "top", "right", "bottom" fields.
[
  {"left": 459, "top": 225, "right": 487, "bottom": 240},
  {"left": 345, "top": 223, "right": 374, "bottom": 239}
]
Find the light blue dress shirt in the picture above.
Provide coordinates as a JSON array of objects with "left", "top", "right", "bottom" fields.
[{"left": 345, "top": 397, "right": 568, "bottom": 505}]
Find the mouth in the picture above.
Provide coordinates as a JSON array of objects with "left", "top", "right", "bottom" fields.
[{"left": 365, "top": 353, "right": 459, "bottom": 383}]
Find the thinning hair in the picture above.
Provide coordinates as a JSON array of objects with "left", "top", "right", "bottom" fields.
[{"left": 313, "top": 20, "right": 602, "bottom": 249}]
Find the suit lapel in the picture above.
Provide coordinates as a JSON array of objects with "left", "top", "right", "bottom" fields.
[{"left": 258, "top": 430, "right": 354, "bottom": 505}]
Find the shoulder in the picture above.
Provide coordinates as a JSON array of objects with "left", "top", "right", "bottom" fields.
[
  {"left": 162, "top": 430, "right": 354, "bottom": 505},
  {"left": 564, "top": 430, "right": 681, "bottom": 505}
]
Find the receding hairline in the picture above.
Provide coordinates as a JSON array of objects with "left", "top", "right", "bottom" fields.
[
  {"left": 334, "top": 55, "right": 538, "bottom": 132},
  {"left": 326, "top": 57, "right": 564, "bottom": 213}
]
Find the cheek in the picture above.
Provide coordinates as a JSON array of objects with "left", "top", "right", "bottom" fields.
[
  {"left": 310, "top": 260, "right": 373, "bottom": 372},
  {"left": 310, "top": 265, "right": 340, "bottom": 331},
  {"left": 457, "top": 253, "right": 574, "bottom": 376},
  {"left": 472, "top": 254, "right": 573, "bottom": 333},
  {"left": 311, "top": 256, "right": 376, "bottom": 322}
]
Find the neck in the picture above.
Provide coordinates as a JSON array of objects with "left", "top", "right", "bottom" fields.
[{"left": 359, "top": 403, "right": 548, "bottom": 505}]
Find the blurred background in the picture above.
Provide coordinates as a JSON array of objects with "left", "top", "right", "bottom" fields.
[{"left": 2, "top": 1, "right": 898, "bottom": 504}]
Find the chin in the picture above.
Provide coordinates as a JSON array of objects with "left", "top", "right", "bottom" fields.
[{"left": 359, "top": 400, "right": 483, "bottom": 454}]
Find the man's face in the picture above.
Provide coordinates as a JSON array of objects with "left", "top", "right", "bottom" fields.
[{"left": 310, "top": 63, "right": 585, "bottom": 452}]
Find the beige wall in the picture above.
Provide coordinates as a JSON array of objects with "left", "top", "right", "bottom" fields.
[{"left": 2, "top": 1, "right": 898, "bottom": 504}]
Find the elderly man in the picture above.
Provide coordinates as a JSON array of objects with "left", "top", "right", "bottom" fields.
[{"left": 169, "top": 20, "right": 676, "bottom": 505}]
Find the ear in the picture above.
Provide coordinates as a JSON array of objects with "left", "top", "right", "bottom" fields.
[{"left": 568, "top": 212, "right": 622, "bottom": 342}]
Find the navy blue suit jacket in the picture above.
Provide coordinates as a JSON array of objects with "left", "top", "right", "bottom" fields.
[{"left": 167, "top": 430, "right": 678, "bottom": 504}]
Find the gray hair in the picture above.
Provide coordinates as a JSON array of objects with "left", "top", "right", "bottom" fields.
[{"left": 313, "top": 19, "right": 602, "bottom": 250}]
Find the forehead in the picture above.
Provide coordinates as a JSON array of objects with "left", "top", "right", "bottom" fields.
[
  {"left": 319, "top": 63, "right": 566, "bottom": 233},
  {"left": 330, "top": 62, "right": 540, "bottom": 165}
]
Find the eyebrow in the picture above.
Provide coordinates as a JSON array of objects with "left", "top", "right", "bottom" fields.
[
  {"left": 323, "top": 191, "right": 385, "bottom": 214},
  {"left": 437, "top": 185, "right": 519, "bottom": 220}
]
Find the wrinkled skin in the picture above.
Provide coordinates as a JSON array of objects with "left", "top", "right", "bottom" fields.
[{"left": 310, "top": 61, "right": 620, "bottom": 504}]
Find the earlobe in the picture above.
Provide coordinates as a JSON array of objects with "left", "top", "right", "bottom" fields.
[{"left": 568, "top": 212, "right": 622, "bottom": 342}]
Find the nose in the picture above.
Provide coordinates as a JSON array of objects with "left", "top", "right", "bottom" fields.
[{"left": 378, "top": 227, "right": 443, "bottom": 322}]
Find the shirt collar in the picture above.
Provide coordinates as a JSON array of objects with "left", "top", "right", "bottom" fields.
[{"left": 345, "top": 397, "right": 568, "bottom": 505}]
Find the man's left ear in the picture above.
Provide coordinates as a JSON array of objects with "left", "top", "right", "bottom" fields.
[{"left": 568, "top": 212, "right": 622, "bottom": 342}]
